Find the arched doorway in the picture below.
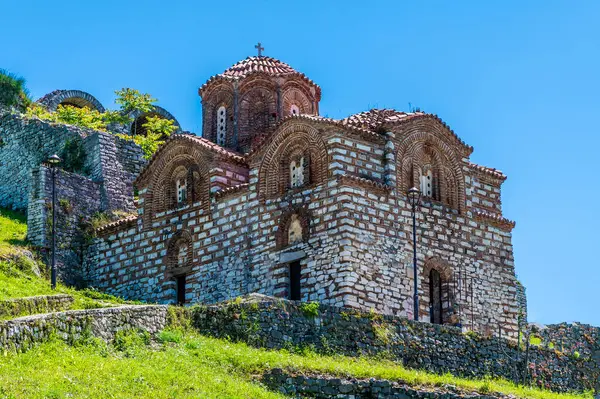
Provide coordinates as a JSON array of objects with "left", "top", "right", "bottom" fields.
[{"left": 429, "top": 269, "right": 443, "bottom": 324}]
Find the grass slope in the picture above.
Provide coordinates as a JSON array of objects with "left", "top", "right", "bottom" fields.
[
  {"left": 0, "top": 329, "right": 592, "bottom": 399},
  {"left": 0, "top": 208, "right": 134, "bottom": 315}
]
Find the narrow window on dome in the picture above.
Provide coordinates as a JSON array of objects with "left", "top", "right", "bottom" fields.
[
  {"left": 216, "top": 106, "right": 227, "bottom": 146},
  {"left": 419, "top": 168, "right": 433, "bottom": 198},
  {"left": 290, "top": 157, "right": 305, "bottom": 188},
  {"left": 177, "top": 178, "right": 187, "bottom": 205},
  {"left": 290, "top": 104, "right": 300, "bottom": 116}
]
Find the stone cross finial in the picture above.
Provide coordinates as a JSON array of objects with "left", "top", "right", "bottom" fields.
[{"left": 255, "top": 42, "right": 264, "bottom": 57}]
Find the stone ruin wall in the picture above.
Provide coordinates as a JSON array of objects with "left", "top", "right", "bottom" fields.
[
  {"left": 192, "top": 296, "right": 600, "bottom": 394},
  {"left": 86, "top": 127, "right": 521, "bottom": 338},
  {"left": 0, "top": 110, "right": 145, "bottom": 283}
]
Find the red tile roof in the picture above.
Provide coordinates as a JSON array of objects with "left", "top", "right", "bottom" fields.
[
  {"left": 342, "top": 109, "right": 473, "bottom": 154},
  {"left": 221, "top": 56, "right": 298, "bottom": 78},
  {"left": 199, "top": 56, "right": 321, "bottom": 98},
  {"left": 467, "top": 162, "right": 507, "bottom": 181},
  {"left": 342, "top": 109, "right": 423, "bottom": 131},
  {"left": 135, "top": 133, "right": 248, "bottom": 186},
  {"left": 474, "top": 210, "right": 515, "bottom": 230}
]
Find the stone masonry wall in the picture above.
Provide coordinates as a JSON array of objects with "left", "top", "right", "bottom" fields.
[
  {"left": 0, "top": 305, "right": 168, "bottom": 352},
  {"left": 27, "top": 166, "right": 103, "bottom": 284},
  {"left": 263, "top": 369, "right": 518, "bottom": 399},
  {"left": 0, "top": 294, "right": 74, "bottom": 319},
  {"left": 0, "top": 112, "right": 90, "bottom": 210},
  {"left": 191, "top": 296, "right": 600, "bottom": 394}
]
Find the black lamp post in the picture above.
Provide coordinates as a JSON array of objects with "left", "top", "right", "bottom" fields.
[
  {"left": 407, "top": 186, "right": 421, "bottom": 321},
  {"left": 47, "top": 154, "right": 61, "bottom": 290}
]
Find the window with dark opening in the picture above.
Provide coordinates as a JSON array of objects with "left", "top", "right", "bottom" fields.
[
  {"left": 289, "top": 261, "right": 301, "bottom": 301},
  {"left": 176, "top": 275, "right": 187, "bottom": 305},
  {"left": 429, "top": 269, "right": 443, "bottom": 324}
]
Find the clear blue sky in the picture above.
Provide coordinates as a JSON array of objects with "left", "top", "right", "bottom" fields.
[{"left": 2, "top": 0, "right": 598, "bottom": 326}]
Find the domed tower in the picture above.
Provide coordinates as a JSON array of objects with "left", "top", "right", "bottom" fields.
[{"left": 199, "top": 48, "right": 321, "bottom": 153}]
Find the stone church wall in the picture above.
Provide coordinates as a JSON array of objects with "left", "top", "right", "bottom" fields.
[{"left": 86, "top": 127, "right": 521, "bottom": 338}]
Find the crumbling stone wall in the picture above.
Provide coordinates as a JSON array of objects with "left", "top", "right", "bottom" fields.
[
  {"left": 27, "top": 166, "right": 103, "bottom": 284},
  {"left": 0, "top": 305, "right": 168, "bottom": 352},
  {"left": 191, "top": 296, "right": 599, "bottom": 394}
]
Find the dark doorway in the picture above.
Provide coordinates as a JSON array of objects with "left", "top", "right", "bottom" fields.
[
  {"left": 429, "top": 269, "right": 443, "bottom": 324},
  {"left": 289, "top": 261, "right": 301, "bottom": 300},
  {"left": 176, "top": 275, "right": 186, "bottom": 305}
]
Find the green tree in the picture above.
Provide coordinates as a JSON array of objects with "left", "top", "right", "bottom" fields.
[
  {"left": 114, "top": 88, "right": 158, "bottom": 137},
  {"left": 143, "top": 115, "right": 177, "bottom": 138}
]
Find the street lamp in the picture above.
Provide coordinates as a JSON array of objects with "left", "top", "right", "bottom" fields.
[
  {"left": 47, "top": 154, "right": 61, "bottom": 290},
  {"left": 407, "top": 187, "right": 421, "bottom": 321}
]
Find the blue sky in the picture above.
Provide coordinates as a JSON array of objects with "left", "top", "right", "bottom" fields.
[{"left": 2, "top": 0, "right": 598, "bottom": 326}]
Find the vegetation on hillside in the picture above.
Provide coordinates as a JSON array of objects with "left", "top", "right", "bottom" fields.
[
  {"left": 0, "top": 328, "right": 592, "bottom": 399},
  {"left": 0, "top": 69, "right": 31, "bottom": 110}
]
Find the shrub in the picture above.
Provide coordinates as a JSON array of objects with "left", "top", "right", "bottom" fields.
[
  {"left": 299, "top": 301, "right": 320, "bottom": 318},
  {"left": 0, "top": 69, "right": 31, "bottom": 109},
  {"left": 113, "top": 329, "right": 150, "bottom": 357}
]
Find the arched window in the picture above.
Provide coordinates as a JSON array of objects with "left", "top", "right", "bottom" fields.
[
  {"left": 290, "top": 104, "right": 300, "bottom": 116},
  {"left": 216, "top": 106, "right": 227, "bottom": 146},
  {"left": 290, "top": 157, "right": 305, "bottom": 188},
  {"left": 277, "top": 209, "right": 310, "bottom": 249}
]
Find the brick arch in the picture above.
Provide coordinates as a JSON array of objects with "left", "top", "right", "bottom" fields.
[
  {"left": 239, "top": 84, "right": 277, "bottom": 152},
  {"left": 202, "top": 87, "right": 234, "bottom": 146},
  {"left": 37, "top": 89, "right": 105, "bottom": 112},
  {"left": 396, "top": 129, "right": 465, "bottom": 212},
  {"left": 128, "top": 105, "right": 181, "bottom": 136},
  {"left": 142, "top": 143, "right": 211, "bottom": 226},
  {"left": 165, "top": 229, "right": 194, "bottom": 277},
  {"left": 276, "top": 206, "right": 311, "bottom": 249},
  {"left": 282, "top": 86, "right": 313, "bottom": 117},
  {"left": 258, "top": 122, "right": 328, "bottom": 199}
]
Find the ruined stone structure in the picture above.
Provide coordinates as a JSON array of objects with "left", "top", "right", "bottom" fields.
[
  {"left": 84, "top": 54, "right": 523, "bottom": 337},
  {"left": 0, "top": 89, "right": 181, "bottom": 282}
]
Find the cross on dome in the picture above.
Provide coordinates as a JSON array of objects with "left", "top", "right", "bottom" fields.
[{"left": 255, "top": 42, "right": 264, "bottom": 57}]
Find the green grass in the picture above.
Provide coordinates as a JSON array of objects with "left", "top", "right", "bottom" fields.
[
  {"left": 0, "top": 329, "right": 591, "bottom": 399},
  {"left": 0, "top": 208, "right": 136, "bottom": 317},
  {"left": 0, "top": 208, "right": 27, "bottom": 259}
]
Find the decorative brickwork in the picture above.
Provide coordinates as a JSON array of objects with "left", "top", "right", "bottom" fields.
[{"left": 199, "top": 56, "right": 321, "bottom": 153}]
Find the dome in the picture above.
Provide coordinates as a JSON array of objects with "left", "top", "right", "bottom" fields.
[
  {"left": 199, "top": 56, "right": 320, "bottom": 99},
  {"left": 221, "top": 56, "right": 298, "bottom": 78}
]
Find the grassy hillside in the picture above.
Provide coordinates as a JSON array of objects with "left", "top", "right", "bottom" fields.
[
  {"left": 0, "top": 329, "right": 592, "bottom": 399},
  {"left": 0, "top": 208, "right": 27, "bottom": 259},
  {"left": 0, "top": 208, "right": 132, "bottom": 314}
]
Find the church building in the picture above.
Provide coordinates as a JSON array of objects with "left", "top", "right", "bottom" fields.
[{"left": 86, "top": 48, "right": 523, "bottom": 336}]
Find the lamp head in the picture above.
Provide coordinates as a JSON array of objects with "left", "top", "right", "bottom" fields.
[
  {"left": 47, "top": 154, "right": 61, "bottom": 166},
  {"left": 407, "top": 187, "right": 421, "bottom": 207}
]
